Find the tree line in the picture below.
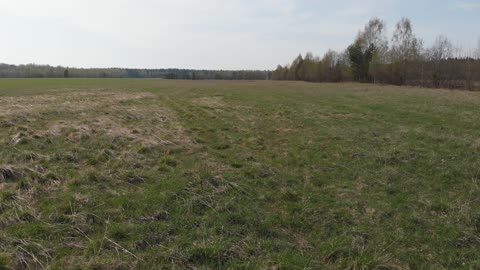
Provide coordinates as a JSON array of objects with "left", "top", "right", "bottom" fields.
[
  {"left": 273, "top": 17, "right": 480, "bottom": 90},
  {"left": 0, "top": 63, "right": 271, "bottom": 80}
]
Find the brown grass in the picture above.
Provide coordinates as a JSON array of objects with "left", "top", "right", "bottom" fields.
[
  {"left": 2, "top": 90, "right": 192, "bottom": 149},
  {"left": 192, "top": 96, "right": 226, "bottom": 109},
  {"left": 0, "top": 90, "right": 155, "bottom": 117}
]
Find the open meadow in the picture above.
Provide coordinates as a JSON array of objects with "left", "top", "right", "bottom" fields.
[{"left": 0, "top": 79, "right": 479, "bottom": 269}]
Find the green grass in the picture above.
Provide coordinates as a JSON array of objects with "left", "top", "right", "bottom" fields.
[{"left": 0, "top": 79, "right": 479, "bottom": 269}]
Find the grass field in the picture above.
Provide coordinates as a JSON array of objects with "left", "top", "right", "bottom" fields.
[{"left": 0, "top": 79, "right": 479, "bottom": 269}]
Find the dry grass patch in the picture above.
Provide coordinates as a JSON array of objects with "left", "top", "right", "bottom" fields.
[
  {"left": 192, "top": 96, "right": 226, "bottom": 109},
  {"left": 0, "top": 90, "right": 155, "bottom": 117},
  {"left": 2, "top": 89, "right": 192, "bottom": 148}
]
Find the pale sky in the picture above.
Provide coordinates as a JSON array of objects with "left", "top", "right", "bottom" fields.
[{"left": 1, "top": 0, "right": 479, "bottom": 70}]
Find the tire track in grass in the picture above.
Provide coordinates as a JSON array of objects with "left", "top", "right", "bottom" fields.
[{"left": 161, "top": 94, "right": 322, "bottom": 268}]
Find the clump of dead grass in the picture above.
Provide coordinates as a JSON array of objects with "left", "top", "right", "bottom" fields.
[
  {"left": 0, "top": 166, "right": 18, "bottom": 182},
  {"left": 192, "top": 96, "right": 226, "bottom": 109},
  {"left": 8, "top": 132, "right": 27, "bottom": 145}
]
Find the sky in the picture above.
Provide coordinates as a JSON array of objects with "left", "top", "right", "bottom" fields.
[{"left": 0, "top": 0, "right": 479, "bottom": 70}]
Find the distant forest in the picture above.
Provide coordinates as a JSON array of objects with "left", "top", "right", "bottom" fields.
[
  {"left": 273, "top": 17, "right": 480, "bottom": 90},
  {"left": 2, "top": 17, "right": 479, "bottom": 90},
  {"left": 0, "top": 64, "right": 271, "bottom": 80}
]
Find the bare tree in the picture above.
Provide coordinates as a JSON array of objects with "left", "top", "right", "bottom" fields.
[
  {"left": 427, "top": 35, "right": 454, "bottom": 61},
  {"left": 390, "top": 18, "right": 423, "bottom": 85},
  {"left": 302, "top": 52, "right": 318, "bottom": 82},
  {"left": 322, "top": 50, "right": 340, "bottom": 82},
  {"left": 476, "top": 38, "right": 480, "bottom": 59},
  {"left": 362, "top": 18, "right": 388, "bottom": 60},
  {"left": 425, "top": 36, "right": 456, "bottom": 87},
  {"left": 362, "top": 18, "right": 388, "bottom": 83},
  {"left": 391, "top": 18, "right": 423, "bottom": 62},
  {"left": 287, "top": 54, "right": 304, "bottom": 81}
]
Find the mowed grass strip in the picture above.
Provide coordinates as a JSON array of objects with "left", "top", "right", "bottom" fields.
[{"left": 0, "top": 79, "right": 479, "bottom": 269}]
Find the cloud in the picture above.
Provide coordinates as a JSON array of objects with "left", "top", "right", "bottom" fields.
[{"left": 456, "top": 1, "right": 480, "bottom": 10}]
